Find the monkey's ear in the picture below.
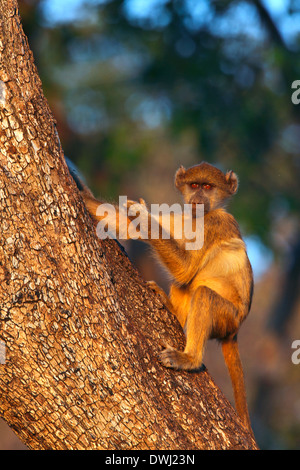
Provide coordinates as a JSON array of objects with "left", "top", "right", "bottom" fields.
[
  {"left": 225, "top": 170, "right": 239, "bottom": 194},
  {"left": 175, "top": 165, "right": 186, "bottom": 189}
]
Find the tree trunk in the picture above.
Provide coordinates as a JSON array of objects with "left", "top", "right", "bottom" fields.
[{"left": 0, "top": 0, "right": 257, "bottom": 450}]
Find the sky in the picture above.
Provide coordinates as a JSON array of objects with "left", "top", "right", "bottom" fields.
[{"left": 40, "top": 0, "right": 300, "bottom": 48}]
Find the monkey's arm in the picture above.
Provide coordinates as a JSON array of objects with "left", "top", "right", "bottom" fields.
[
  {"left": 150, "top": 239, "right": 199, "bottom": 285},
  {"left": 126, "top": 199, "right": 202, "bottom": 285},
  {"left": 66, "top": 158, "right": 201, "bottom": 284}
]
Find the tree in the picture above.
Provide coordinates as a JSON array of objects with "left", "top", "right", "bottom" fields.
[{"left": 0, "top": 0, "right": 257, "bottom": 450}]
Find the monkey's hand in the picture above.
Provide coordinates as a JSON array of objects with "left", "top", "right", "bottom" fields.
[
  {"left": 126, "top": 197, "right": 147, "bottom": 208},
  {"left": 126, "top": 198, "right": 149, "bottom": 219},
  {"left": 125, "top": 198, "right": 150, "bottom": 239}
]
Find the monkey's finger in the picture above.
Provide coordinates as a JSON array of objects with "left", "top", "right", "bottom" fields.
[{"left": 125, "top": 199, "right": 138, "bottom": 207}]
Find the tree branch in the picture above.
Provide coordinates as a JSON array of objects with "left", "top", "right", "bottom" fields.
[{"left": 0, "top": 0, "right": 257, "bottom": 450}]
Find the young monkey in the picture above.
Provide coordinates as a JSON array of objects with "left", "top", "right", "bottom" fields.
[
  {"left": 67, "top": 159, "right": 254, "bottom": 436},
  {"left": 145, "top": 163, "right": 253, "bottom": 435}
]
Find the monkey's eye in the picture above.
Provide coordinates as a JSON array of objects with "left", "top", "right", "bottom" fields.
[
  {"left": 190, "top": 183, "right": 200, "bottom": 189},
  {"left": 202, "top": 183, "right": 213, "bottom": 190}
]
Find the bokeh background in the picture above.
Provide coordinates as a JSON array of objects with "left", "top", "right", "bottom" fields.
[{"left": 1, "top": 0, "right": 300, "bottom": 450}]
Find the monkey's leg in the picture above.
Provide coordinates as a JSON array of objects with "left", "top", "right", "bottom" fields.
[
  {"left": 159, "top": 286, "right": 239, "bottom": 371},
  {"left": 159, "top": 286, "right": 211, "bottom": 370}
]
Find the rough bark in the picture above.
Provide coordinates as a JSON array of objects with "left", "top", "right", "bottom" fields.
[{"left": 0, "top": 0, "right": 258, "bottom": 450}]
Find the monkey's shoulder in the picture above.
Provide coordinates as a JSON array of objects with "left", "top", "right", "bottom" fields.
[{"left": 204, "top": 208, "right": 241, "bottom": 241}]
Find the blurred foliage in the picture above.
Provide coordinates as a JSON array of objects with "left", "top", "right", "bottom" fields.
[{"left": 19, "top": 0, "right": 300, "bottom": 247}]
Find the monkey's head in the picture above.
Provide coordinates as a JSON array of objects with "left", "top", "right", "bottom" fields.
[{"left": 175, "top": 162, "right": 238, "bottom": 214}]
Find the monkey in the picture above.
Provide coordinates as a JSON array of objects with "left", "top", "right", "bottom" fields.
[
  {"left": 66, "top": 158, "right": 254, "bottom": 437},
  {"left": 145, "top": 163, "right": 254, "bottom": 434}
]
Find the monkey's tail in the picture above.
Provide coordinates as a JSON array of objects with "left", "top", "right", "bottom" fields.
[{"left": 221, "top": 336, "right": 254, "bottom": 439}]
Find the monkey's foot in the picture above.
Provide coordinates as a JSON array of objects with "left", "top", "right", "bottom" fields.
[{"left": 159, "top": 346, "right": 202, "bottom": 371}]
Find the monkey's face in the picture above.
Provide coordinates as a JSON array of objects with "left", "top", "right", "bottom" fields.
[
  {"left": 179, "top": 183, "right": 221, "bottom": 214},
  {"left": 175, "top": 162, "right": 238, "bottom": 215}
]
